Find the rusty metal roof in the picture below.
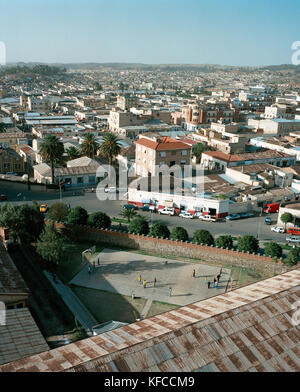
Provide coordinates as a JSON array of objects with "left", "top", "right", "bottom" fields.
[{"left": 1, "top": 268, "right": 300, "bottom": 372}]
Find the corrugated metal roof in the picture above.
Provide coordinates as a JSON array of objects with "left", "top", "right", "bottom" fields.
[{"left": 1, "top": 268, "right": 300, "bottom": 372}]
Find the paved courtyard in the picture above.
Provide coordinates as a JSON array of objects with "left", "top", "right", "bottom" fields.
[{"left": 70, "top": 249, "right": 231, "bottom": 306}]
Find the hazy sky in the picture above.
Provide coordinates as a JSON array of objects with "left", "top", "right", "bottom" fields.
[{"left": 0, "top": 0, "right": 299, "bottom": 66}]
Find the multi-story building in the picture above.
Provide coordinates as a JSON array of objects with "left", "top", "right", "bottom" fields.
[
  {"left": 116, "top": 95, "right": 138, "bottom": 111},
  {"left": 135, "top": 135, "right": 191, "bottom": 177},
  {"left": 0, "top": 147, "right": 24, "bottom": 173}
]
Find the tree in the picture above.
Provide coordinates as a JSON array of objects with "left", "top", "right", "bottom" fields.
[
  {"left": 0, "top": 202, "right": 44, "bottom": 244},
  {"left": 193, "top": 229, "right": 214, "bottom": 246},
  {"left": 36, "top": 223, "right": 70, "bottom": 266},
  {"left": 39, "top": 135, "right": 65, "bottom": 184},
  {"left": 87, "top": 212, "right": 111, "bottom": 229},
  {"left": 285, "top": 248, "right": 300, "bottom": 266},
  {"left": 237, "top": 235, "right": 259, "bottom": 254},
  {"left": 128, "top": 217, "right": 149, "bottom": 235},
  {"left": 48, "top": 202, "right": 69, "bottom": 222},
  {"left": 264, "top": 242, "right": 282, "bottom": 259},
  {"left": 67, "top": 206, "right": 88, "bottom": 226},
  {"left": 216, "top": 235, "right": 233, "bottom": 249},
  {"left": 149, "top": 222, "right": 170, "bottom": 238},
  {"left": 99, "top": 132, "right": 121, "bottom": 166},
  {"left": 171, "top": 227, "right": 189, "bottom": 242},
  {"left": 192, "top": 143, "right": 206, "bottom": 163},
  {"left": 80, "top": 133, "right": 99, "bottom": 158},
  {"left": 0, "top": 123, "right": 6, "bottom": 133},
  {"left": 66, "top": 146, "right": 81, "bottom": 161},
  {"left": 280, "top": 212, "right": 293, "bottom": 230},
  {"left": 120, "top": 208, "right": 137, "bottom": 222}
]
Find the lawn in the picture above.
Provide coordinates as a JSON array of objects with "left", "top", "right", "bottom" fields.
[
  {"left": 71, "top": 286, "right": 147, "bottom": 323},
  {"left": 225, "top": 265, "right": 271, "bottom": 289},
  {"left": 54, "top": 241, "right": 104, "bottom": 283},
  {"left": 147, "top": 301, "right": 179, "bottom": 318}
]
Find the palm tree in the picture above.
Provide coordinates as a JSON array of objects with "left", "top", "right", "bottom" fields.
[
  {"left": 66, "top": 146, "right": 81, "bottom": 160},
  {"left": 120, "top": 208, "right": 137, "bottom": 222},
  {"left": 100, "top": 132, "right": 121, "bottom": 166},
  {"left": 80, "top": 133, "right": 99, "bottom": 158},
  {"left": 39, "top": 135, "right": 65, "bottom": 184}
]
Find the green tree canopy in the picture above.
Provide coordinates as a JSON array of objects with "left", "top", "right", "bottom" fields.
[
  {"left": 128, "top": 217, "right": 149, "bottom": 235},
  {"left": 215, "top": 235, "right": 233, "bottom": 249},
  {"left": 237, "top": 235, "right": 259, "bottom": 254},
  {"left": 0, "top": 202, "right": 44, "bottom": 244},
  {"left": 48, "top": 202, "right": 69, "bottom": 222},
  {"left": 171, "top": 227, "right": 189, "bottom": 242},
  {"left": 39, "top": 135, "right": 65, "bottom": 184},
  {"left": 66, "top": 146, "right": 81, "bottom": 161},
  {"left": 149, "top": 222, "right": 170, "bottom": 239},
  {"left": 99, "top": 132, "right": 121, "bottom": 166},
  {"left": 120, "top": 208, "right": 137, "bottom": 222},
  {"left": 285, "top": 248, "right": 300, "bottom": 266},
  {"left": 193, "top": 229, "right": 214, "bottom": 246},
  {"left": 36, "top": 223, "right": 71, "bottom": 267},
  {"left": 80, "top": 133, "right": 99, "bottom": 158},
  {"left": 280, "top": 212, "right": 293, "bottom": 229},
  {"left": 87, "top": 212, "right": 111, "bottom": 229},
  {"left": 192, "top": 143, "right": 206, "bottom": 163},
  {"left": 0, "top": 123, "right": 6, "bottom": 133},
  {"left": 67, "top": 206, "right": 88, "bottom": 226},
  {"left": 264, "top": 242, "right": 282, "bottom": 259}
]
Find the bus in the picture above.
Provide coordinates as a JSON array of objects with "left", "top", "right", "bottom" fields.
[{"left": 286, "top": 227, "right": 300, "bottom": 235}]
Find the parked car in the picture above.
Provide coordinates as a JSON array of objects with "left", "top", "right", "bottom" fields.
[
  {"left": 0, "top": 194, "right": 7, "bottom": 201},
  {"left": 179, "top": 211, "right": 194, "bottom": 219},
  {"left": 225, "top": 214, "right": 241, "bottom": 221},
  {"left": 199, "top": 214, "right": 216, "bottom": 222},
  {"left": 240, "top": 212, "right": 255, "bottom": 219},
  {"left": 123, "top": 204, "right": 138, "bottom": 210},
  {"left": 286, "top": 235, "right": 300, "bottom": 243},
  {"left": 140, "top": 205, "right": 156, "bottom": 212},
  {"left": 265, "top": 217, "right": 272, "bottom": 225},
  {"left": 40, "top": 204, "right": 48, "bottom": 213},
  {"left": 158, "top": 207, "right": 175, "bottom": 216},
  {"left": 271, "top": 226, "right": 285, "bottom": 233}
]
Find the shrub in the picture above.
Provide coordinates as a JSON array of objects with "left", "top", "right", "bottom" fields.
[
  {"left": 237, "top": 235, "right": 259, "bottom": 254},
  {"left": 193, "top": 229, "right": 214, "bottom": 246},
  {"left": 149, "top": 222, "right": 170, "bottom": 238},
  {"left": 88, "top": 212, "right": 111, "bottom": 229},
  {"left": 48, "top": 202, "right": 69, "bottom": 222},
  {"left": 215, "top": 235, "right": 233, "bottom": 249},
  {"left": 285, "top": 248, "right": 300, "bottom": 266},
  {"left": 264, "top": 242, "right": 282, "bottom": 259},
  {"left": 67, "top": 206, "right": 88, "bottom": 226},
  {"left": 128, "top": 217, "right": 149, "bottom": 235},
  {"left": 171, "top": 227, "right": 189, "bottom": 242}
]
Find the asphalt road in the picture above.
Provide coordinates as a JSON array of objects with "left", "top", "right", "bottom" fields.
[{"left": 0, "top": 184, "right": 288, "bottom": 244}]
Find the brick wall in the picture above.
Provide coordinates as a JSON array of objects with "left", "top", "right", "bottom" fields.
[{"left": 51, "top": 221, "right": 290, "bottom": 275}]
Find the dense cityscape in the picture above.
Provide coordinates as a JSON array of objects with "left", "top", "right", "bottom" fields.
[{"left": 0, "top": 0, "right": 299, "bottom": 380}]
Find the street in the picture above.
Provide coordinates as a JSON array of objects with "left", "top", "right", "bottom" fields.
[{"left": 0, "top": 183, "right": 288, "bottom": 244}]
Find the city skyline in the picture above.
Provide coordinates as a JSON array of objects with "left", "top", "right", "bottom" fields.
[{"left": 1, "top": 0, "right": 300, "bottom": 66}]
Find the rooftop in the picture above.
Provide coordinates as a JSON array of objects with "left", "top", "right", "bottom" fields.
[
  {"left": 0, "top": 308, "right": 49, "bottom": 366},
  {"left": 136, "top": 136, "right": 190, "bottom": 151},
  {"left": 0, "top": 245, "right": 28, "bottom": 295},
  {"left": 1, "top": 268, "right": 299, "bottom": 372}
]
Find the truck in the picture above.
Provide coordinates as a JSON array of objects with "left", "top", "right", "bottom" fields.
[
  {"left": 199, "top": 214, "right": 217, "bottom": 222},
  {"left": 264, "top": 203, "right": 280, "bottom": 214}
]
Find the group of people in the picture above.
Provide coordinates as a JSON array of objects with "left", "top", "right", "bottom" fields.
[
  {"left": 207, "top": 268, "right": 222, "bottom": 289},
  {"left": 138, "top": 275, "right": 157, "bottom": 288}
]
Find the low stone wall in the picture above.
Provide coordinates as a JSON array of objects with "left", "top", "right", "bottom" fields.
[{"left": 51, "top": 221, "right": 290, "bottom": 275}]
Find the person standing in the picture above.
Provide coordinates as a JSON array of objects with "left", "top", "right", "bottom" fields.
[
  {"left": 143, "top": 280, "right": 146, "bottom": 288},
  {"left": 217, "top": 274, "right": 220, "bottom": 283},
  {"left": 138, "top": 275, "right": 142, "bottom": 284},
  {"left": 192, "top": 269, "right": 196, "bottom": 278},
  {"left": 154, "top": 277, "right": 157, "bottom": 287},
  {"left": 213, "top": 277, "right": 217, "bottom": 286},
  {"left": 207, "top": 281, "right": 210, "bottom": 289}
]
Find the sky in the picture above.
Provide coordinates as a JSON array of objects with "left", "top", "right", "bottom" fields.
[{"left": 0, "top": 0, "right": 300, "bottom": 66}]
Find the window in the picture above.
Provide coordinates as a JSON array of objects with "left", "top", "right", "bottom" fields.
[
  {"left": 89, "top": 176, "right": 95, "bottom": 184},
  {"left": 77, "top": 177, "right": 83, "bottom": 184},
  {"left": 4, "top": 163, "right": 10, "bottom": 169},
  {"left": 171, "top": 151, "right": 176, "bottom": 156},
  {"left": 160, "top": 152, "right": 166, "bottom": 157},
  {"left": 181, "top": 150, "right": 187, "bottom": 156},
  {"left": 181, "top": 160, "right": 186, "bottom": 164}
]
